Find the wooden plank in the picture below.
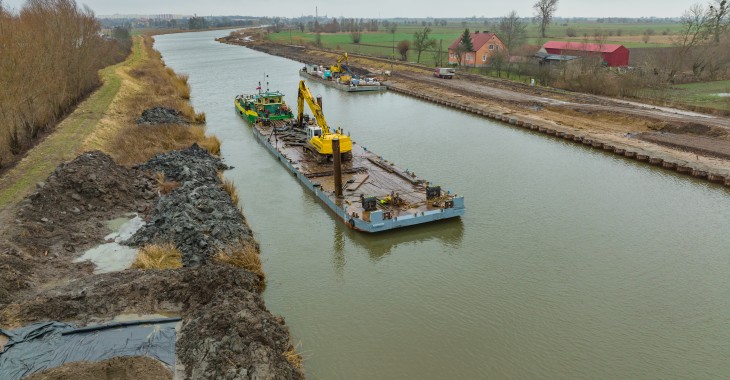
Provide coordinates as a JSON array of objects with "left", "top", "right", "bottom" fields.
[{"left": 346, "top": 174, "right": 369, "bottom": 192}]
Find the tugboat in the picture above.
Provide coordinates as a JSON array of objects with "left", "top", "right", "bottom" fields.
[{"left": 234, "top": 81, "right": 294, "bottom": 125}]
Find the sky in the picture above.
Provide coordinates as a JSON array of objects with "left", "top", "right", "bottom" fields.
[{"left": 1, "top": 0, "right": 694, "bottom": 18}]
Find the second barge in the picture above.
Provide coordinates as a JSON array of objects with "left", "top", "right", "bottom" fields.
[
  {"left": 234, "top": 81, "right": 464, "bottom": 232},
  {"left": 300, "top": 63, "right": 386, "bottom": 92}
]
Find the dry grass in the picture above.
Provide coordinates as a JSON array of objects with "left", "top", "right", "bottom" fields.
[
  {"left": 109, "top": 124, "right": 221, "bottom": 166},
  {"left": 85, "top": 34, "right": 220, "bottom": 166},
  {"left": 156, "top": 172, "right": 180, "bottom": 195},
  {"left": 132, "top": 243, "right": 183, "bottom": 270},
  {"left": 219, "top": 175, "right": 239, "bottom": 207},
  {"left": 215, "top": 238, "right": 265, "bottom": 283},
  {"left": 283, "top": 344, "right": 303, "bottom": 370}
]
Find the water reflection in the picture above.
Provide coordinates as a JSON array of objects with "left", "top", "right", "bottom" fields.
[{"left": 338, "top": 217, "right": 464, "bottom": 260}]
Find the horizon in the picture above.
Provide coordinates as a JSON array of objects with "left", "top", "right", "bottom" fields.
[{"left": 1, "top": 0, "right": 696, "bottom": 19}]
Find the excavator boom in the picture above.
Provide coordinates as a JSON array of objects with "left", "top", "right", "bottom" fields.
[
  {"left": 331, "top": 52, "right": 349, "bottom": 73},
  {"left": 296, "top": 80, "right": 352, "bottom": 157},
  {"left": 297, "top": 80, "right": 331, "bottom": 134}
]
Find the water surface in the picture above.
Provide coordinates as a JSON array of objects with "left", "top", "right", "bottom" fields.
[{"left": 156, "top": 30, "right": 730, "bottom": 379}]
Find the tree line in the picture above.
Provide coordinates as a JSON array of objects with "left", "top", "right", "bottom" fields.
[{"left": 0, "top": 0, "right": 130, "bottom": 169}]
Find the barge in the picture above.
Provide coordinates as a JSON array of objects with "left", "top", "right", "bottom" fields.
[
  {"left": 300, "top": 63, "right": 386, "bottom": 93},
  {"left": 234, "top": 81, "right": 464, "bottom": 232}
]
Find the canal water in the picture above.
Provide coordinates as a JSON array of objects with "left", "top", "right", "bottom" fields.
[{"left": 155, "top": 30, "right": 730, "bottom": 379}]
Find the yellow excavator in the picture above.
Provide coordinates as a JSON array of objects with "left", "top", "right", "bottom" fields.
[
  {"left": 330, "top": 52, "right": 348, "bottom": 73},
  {"left": 297, "top": 80, "right": 352, "bottom": 161},
  {"left": 330, "top": 52, "right": 352, "bottom": 84}
]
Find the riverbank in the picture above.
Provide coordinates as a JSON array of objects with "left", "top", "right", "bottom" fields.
[
  {"left": 219, "top": 29, "right": 730, "bottom": 188},
  {"left": 0, "top": 34, "right": 302, "bottom": 379}
]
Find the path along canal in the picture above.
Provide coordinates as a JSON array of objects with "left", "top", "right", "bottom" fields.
[{"left": 155, "top": 30, "right": 730, "bottom": 379}]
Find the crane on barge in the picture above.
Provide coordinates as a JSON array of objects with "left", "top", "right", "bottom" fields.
[{"left": 296, "top": 80, "right": 352, "bottom": 161}]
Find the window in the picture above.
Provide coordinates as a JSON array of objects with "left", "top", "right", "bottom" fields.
[
  {"left": 489, "top": 44, "right": 494, "bottom": 51},
  {"left": 482, "top": 54, "right": 487, "bottom": 62}
]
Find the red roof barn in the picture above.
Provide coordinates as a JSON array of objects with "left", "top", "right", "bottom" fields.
[{"left": 542, "top": 41, "right": 629, "bottom": 67}]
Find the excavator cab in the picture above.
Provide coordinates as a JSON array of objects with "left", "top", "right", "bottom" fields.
[{"left": 307, "top": 126, "right": 323, "bottom": 140}]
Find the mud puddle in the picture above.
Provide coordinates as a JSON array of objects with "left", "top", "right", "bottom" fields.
[{"left": 73, "top": 214, "right": 145, "bottom": 274}]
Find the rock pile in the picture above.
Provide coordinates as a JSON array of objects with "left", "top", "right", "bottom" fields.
[
  {"left": 128, "top": 144, "right": 250, "bottom": 266},
  {"left": 136, "top": 107, "right": 188, "bottom": 126}
]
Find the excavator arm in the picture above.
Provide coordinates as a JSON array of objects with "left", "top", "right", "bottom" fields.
[
  {"left": 296, "top": 80, "right": 352, "bottom": 158},
  {"left": 331, "top": 52, "right": 348, "bottom": 73},
  {"left": 297, "top": 80, "right": 331, "bottom": 134}
]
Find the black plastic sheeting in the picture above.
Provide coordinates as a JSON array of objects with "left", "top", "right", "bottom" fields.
[{"left": 0, "top": 317, "right": 180, "bottom": 380}]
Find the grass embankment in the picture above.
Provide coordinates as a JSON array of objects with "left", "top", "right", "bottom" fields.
[
  {"left": 82, "top": 35, "right": 218, "bottom": 166},
  {"left": 0, "top": 35, "right": 218, "bottom": 208},
  {"left": 0, "top": 42, "right": 131, "bottom": 208}
]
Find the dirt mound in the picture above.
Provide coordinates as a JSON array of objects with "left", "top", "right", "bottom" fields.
[
  {"left": 24, "top": 356, "right": 172, "bottom": 380},
  {"left": 2, "top": 265, "right": 302, "bottom": 380},
  {"left": 13, "top": 151, "right": 157, "bottom": 255},
  {"left": 136, "top": 107, "right": 188, "bottom": 126},
  {"left": 128, "top": 145, "right": 249, "bottom": 266}
]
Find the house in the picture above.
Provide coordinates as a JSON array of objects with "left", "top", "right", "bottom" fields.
[
  {"left": 542, "top": 41, "right": 629, "bottom": 67},
  {"left": 448, "top": 31, "right": 507, "bottom": 67}
]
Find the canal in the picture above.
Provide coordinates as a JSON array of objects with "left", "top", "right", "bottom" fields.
[{"left": 155, "top": 30, "right": 730, "bottom": 379}]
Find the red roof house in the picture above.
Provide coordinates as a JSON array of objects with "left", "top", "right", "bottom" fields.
[
  {"left": 542, "top": 41, "right": 629, "bottom": 67},
  {"left": 448, "top": 31, "right": 507, "bottom": 67}
]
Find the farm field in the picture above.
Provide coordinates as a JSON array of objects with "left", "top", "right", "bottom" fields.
[{"left": 268, "top": 21, "right": 682, "bottom": 65}]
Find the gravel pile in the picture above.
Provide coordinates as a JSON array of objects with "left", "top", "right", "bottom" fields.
[
  {"left": 136, "top": 107, "right": 188, "bottom": 126},
  {"left": 128, "top": 144, "right": 250, "bottom": 266}
]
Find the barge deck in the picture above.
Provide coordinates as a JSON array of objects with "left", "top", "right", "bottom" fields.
[{"left": 299, "top": 69, "right": 387, "bottom": 92}]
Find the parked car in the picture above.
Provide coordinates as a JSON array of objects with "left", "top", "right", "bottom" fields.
[{"left": 433, "top": 67, "right": 455, "bottom": 79}]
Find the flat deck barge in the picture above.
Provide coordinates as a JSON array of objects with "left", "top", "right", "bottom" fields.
[
  {"left": 234, "top": 91, "right": 464, "bottom": 233},
  {"left": 299, "top": 69, "right": 387, "bottom": 92}
]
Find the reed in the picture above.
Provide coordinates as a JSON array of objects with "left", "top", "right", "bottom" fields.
[
  {"left": 215, "top": 238, "right": 265, "bottom": 283},
  {"left": 132, "top": 243, "right": 183, "bottom": 270}
]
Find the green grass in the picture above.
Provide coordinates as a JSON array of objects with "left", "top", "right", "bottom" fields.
[
  {"left": 665, "top": 80, "right": 730, "bottom": 111},
  {"left": 269, "top": 21, "right": 682, "bottom": 66},
  {"left": 0, "top": 37, "right": 143, "bottom": 208}
]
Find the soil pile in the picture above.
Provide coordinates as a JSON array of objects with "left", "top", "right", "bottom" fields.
[
  {"left": 128, "top": 144, "right": 250, "bottom": 266},
  {"left": 136, "top": 107, "right": 188, "bottom": 126},
  {"left": 2, "top": 265, "right": 302, "bottom": 380},
  {"left": 24, "top": 356, "right": 172, "bottom": 380},
  {"left": 14, "top": 151, "right": 156, "bottom": 255}
]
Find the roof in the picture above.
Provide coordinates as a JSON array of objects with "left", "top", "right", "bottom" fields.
[
  {"left": 448, "top": 31, "right": 496, "bottom": 52},
  {"left": 543, "top": 41, "right": 625, "bottom": 53}
]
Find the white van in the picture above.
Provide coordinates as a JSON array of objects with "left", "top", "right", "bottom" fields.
[{"left": 433, "top": 67, "right": 455, "bottom": 79}]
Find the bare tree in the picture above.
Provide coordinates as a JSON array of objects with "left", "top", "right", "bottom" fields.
[
  {"left": 668, "top": 3, "right": 710, "bottom": 81},
  {"left": 498, "top": 10, "right": 527, "bottom": 51},
  {"left": 533, "top": 0, "right": 559, "bottom": 38},
  {"left": 397, "top": 40, "right": 410, "bottom": 60},
  {"left": 388, "top": 23, "right": 398, "bottom": 60},
  {"left": 431, "top": 39, "right": 446, "bottom": 67},
  {"left": 412, "top": 27, "right": 436, "bottom": 63},
  {"left": 708, "top": 0, "right": 729, "bottom": 43}
]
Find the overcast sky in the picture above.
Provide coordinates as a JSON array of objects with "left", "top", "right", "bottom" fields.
[{"left": 1, "top": 0, "right": 693, "bottom": 18}]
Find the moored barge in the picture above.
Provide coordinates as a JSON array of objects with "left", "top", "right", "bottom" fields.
[{"left": 234, "top": 81, "right": 464, "bottom": 232}]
